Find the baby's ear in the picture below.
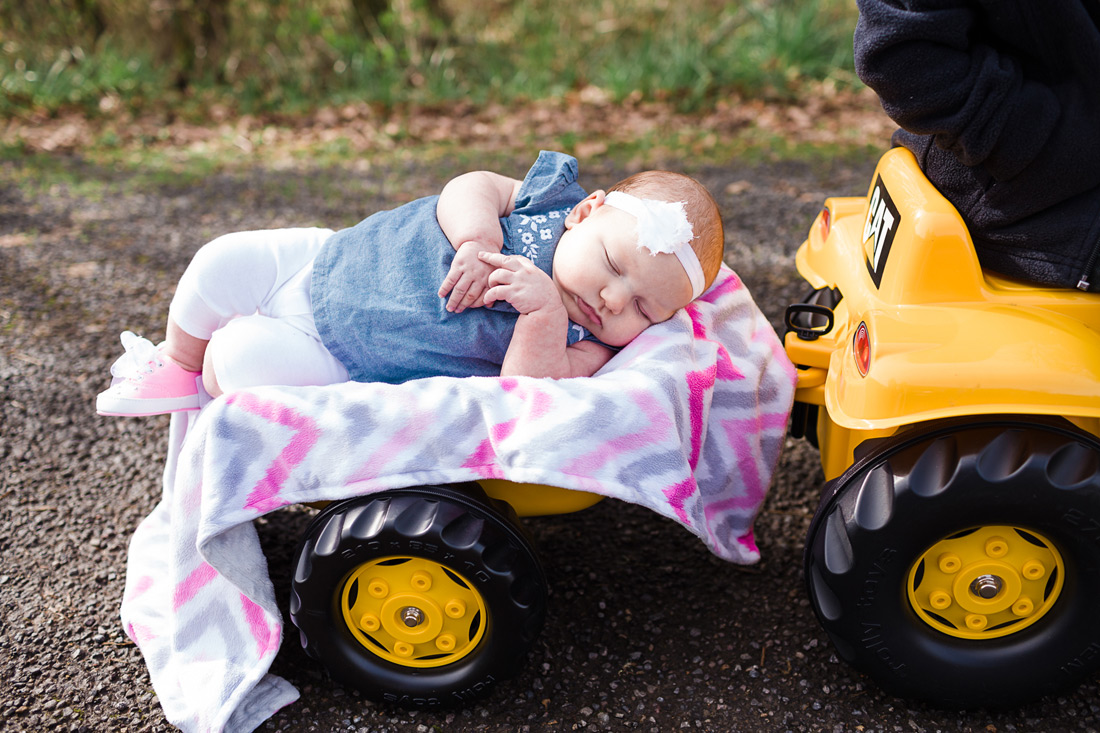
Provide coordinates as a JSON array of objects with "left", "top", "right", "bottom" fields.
[{"left": 565, "top": 190, "right": 606, "bottom": 228}]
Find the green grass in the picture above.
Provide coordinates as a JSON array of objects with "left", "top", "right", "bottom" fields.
[
  {"left": 3, "top": 123, "right": 883, "bottom": 214},
  {"left": 3, "top": 0, "right": 859, "bottom": 119},
  {"left": 2, "top": 0, "right": 877, "bottom": 198},
  {"left": 1, "top": 45, "right": 166, "bottom": 118}
]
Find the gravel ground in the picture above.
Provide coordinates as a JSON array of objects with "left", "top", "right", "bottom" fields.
[{"left": 2, "top": 150, "right": 1099, "bottom": 733}]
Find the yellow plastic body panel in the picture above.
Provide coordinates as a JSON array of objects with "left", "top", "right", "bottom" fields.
[
  {"left": 309, "top": 481, "right": 602, "bottom": 518},
  {"left": 478, "top": 479, "right": 603, "bottom": 517},
  {"left": 788, "top": 148, "right": 1100, "bottom": 479},
  {"left": 814, "top": 410, "right": 898, "bottom": 483}
]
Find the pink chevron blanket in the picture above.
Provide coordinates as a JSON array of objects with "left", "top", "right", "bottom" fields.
[{"left": 119, "top": 266, "right": 796, "bottom": 732}]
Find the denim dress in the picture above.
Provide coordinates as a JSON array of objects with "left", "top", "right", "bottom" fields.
[{"left": 311, "top": 151, "right": 601, "bottom": 383}]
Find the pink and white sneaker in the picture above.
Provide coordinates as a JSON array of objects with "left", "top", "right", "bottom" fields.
[{"left": 96, "top": 331, "right": 203, "bottom": 417}]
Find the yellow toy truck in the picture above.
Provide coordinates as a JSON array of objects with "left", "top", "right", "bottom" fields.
[{"left": 785, "top": 148, "right": 1100, "bottom": 708}]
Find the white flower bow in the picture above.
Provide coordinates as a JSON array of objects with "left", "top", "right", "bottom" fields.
[{"left": 107, "top": 331, "right": 161, "bottom": 387}]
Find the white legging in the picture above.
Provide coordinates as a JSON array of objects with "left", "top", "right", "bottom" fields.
[{"left": 168, "top": 228, "right": 349, "bottom": 392}]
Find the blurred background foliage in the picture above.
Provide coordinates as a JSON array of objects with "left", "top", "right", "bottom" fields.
[{"left": 2, "top": 0, "right": 858, "bottom": 120}]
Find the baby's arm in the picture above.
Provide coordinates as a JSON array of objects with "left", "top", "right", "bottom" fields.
[
  {"left": 437, "top": 172, "right": 523, "bottom": 313},
  {"left": 479, "top": 251, "right": 615, "bottom": 379}
]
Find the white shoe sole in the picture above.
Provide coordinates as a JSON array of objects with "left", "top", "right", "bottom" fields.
[{"left": 96, "top": 392, "right": 201, "bottom": 417}]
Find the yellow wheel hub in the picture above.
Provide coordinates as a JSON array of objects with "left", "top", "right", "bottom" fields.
[
  {"left": 908, "top": 525, "right": 1063, "bottom": 640},
  {"left": 341, "top": 556, "right": 487, "bottom": 667}
]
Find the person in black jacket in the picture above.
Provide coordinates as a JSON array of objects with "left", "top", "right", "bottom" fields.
[{"left": 853, "top": 0, "right": 1100, "bottom": 290}]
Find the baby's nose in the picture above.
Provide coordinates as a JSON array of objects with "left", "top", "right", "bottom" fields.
[{"left": 603, "top": 284, "right": 628, "bottom": 314}]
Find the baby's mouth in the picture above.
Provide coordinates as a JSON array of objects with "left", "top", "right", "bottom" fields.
[{"left": 577, "top": 296, "right": 602, "bottom": 328}]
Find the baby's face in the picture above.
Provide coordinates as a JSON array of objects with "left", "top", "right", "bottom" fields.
[{"left": 553, "top": 193, "right": 694, "bottom": 347}]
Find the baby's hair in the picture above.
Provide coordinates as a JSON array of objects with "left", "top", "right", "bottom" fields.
[{"left": 608, "top": 170, "right": 725, "bottom": 291}]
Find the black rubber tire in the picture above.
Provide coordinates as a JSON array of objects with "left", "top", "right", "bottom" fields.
[
  {"left": 804, "top": 418, "right": 1100, "bottom": 709},
  {"left": 289, "top": 483, "right": 547, "bottom": 708}
]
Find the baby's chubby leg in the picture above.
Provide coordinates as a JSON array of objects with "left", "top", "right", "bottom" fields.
[
  {"left": 163, "top": 227, "right": 334, "bottom": 368},
  {"left": 202, "top": 314, "right": 348, "bottom": 398},
  {"left": 97, "top": 227, "right": 334, "bottom": 416},
  {"left": 165, "top": 319, "right": 206, "bottom": 372}
]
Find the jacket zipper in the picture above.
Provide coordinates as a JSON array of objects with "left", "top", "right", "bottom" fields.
[{"left": 1077, "top": 235, "right": 1100, "bottom": 291}]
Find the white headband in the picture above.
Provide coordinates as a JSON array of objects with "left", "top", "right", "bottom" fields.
[{"left": 603, "top": 191, "right": 705, "bottom": 299}]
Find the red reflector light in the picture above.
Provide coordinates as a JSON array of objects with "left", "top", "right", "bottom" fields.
[
  {"left": 853, "top": 321, "right": 870, "bottom": 376},
  {"left": 819, "top": 206, "right": 832, "bottom": 239}
]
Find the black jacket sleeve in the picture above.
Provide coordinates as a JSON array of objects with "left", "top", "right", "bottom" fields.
[{"left": 854, "top": 0, "right": 1100, "bottom": 190}]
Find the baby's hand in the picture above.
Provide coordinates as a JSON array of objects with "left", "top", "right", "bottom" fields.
[
  {"left": 439, "top": 241, "right": 499, "bottom": 313},
  {"left": 479, "top": 251, "right": 563, "bottom": 315}
]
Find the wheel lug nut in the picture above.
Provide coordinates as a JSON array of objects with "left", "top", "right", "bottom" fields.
[
  {"left": 401, "top": 606, "right": 424, "bottom": 627},
  {"left": 965, "top": 613, "right": 988, "bottom": 630},
  {"left": 411, "top": 571, "right": 433, "bottom": 591},
  {"left": 929, "top": 590, "right": 952, "bottom": 610},
  {"left": 938, "top": 553, "right": 961, "bottom": 574},
  {"left": 1022, "top": 560, "right": 1045, "bottom": 580},
  {"left": 969, "top": 574, "right": 1003, "bottom": 599},
  {"left": 984, "top": 537, "right": 1008, "bottom": 558}
]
